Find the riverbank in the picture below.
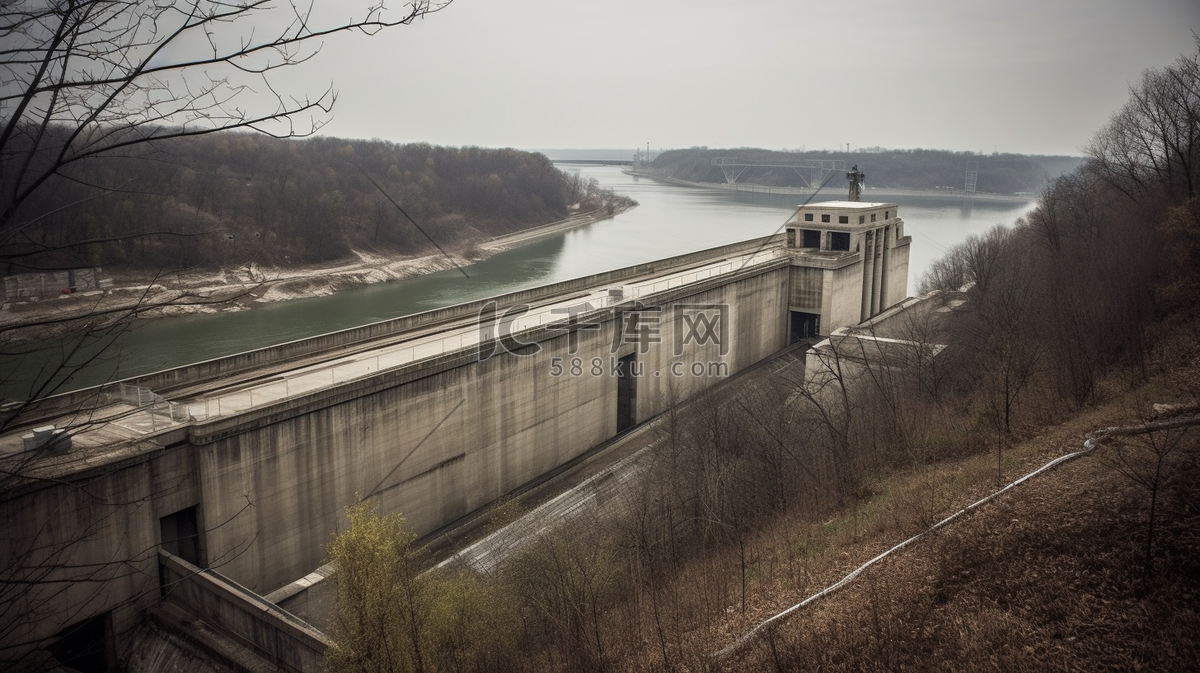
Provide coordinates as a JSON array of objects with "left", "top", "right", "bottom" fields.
[{"left": 0, "top": 205, "right": 632, "bottom": 342}]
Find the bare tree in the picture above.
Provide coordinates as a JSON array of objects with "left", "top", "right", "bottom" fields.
[
  {"left": 0, "top": 0, "right": 449, "bottom": 414},
  {"left": 1085, "top": 37, "right": 1200, "bottom": 202},
  {"left": 1, "top": 3, "right": 451, "bottom": 669},
  {"left": 1101, "top": 421, "right": 1195, "bottom": 581}
]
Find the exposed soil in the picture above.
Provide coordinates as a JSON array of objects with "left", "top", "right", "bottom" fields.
[{"left": 0, "top": 206, "right": 628, "bottom": 344}]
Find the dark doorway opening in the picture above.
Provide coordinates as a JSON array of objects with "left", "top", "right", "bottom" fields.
[
  {"left": 160, "top": 505, "right": 203, "bottom": 567},
  {"left": 50, "top": 611, "right": 116, "bottom": 673},
  {"left": 790, "top": 311, "right": 820, "bottom": 342},
  {"left": 616, "top": 353, "right": 637, "bottom": 433}
]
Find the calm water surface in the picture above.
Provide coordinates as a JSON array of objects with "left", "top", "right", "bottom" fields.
[{"left": 3, "top": 166, "right": 1035, "bottom": 397}]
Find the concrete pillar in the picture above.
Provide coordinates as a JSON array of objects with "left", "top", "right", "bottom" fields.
[
  {"left": 880, "top": 225, "right": 892, "bottom": 311},
  {"left": 860, "top": 230, "right": 875, "bottom": 321},
  {"left": 871, "top": 227, "right": 884, "bottom": 316}
]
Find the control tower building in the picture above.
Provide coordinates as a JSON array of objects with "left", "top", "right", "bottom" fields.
[{"left": 783, "top": 200, "right": 911, "bottom": 340}]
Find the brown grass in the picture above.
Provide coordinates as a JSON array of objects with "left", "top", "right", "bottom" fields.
[{"left": 710, "top": 404, "right": 1200, "bottom": 671}]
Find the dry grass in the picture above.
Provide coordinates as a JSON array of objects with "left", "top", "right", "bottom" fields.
[{"left": 706, "top": 402, "right": 1200, "bottom": 671}]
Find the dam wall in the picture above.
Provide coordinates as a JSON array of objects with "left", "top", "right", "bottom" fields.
[
  {"left": 0, "top": 245, "right": 790, "bottom": 664},
  {"left": 201, "top": 260, "right": 791, "bottom": 592}
]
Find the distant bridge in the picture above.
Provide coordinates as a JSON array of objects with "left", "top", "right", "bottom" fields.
[
  {"left": 553, "top": 159, "right": 634, "bottom": 167},
  {"left": 711, "top": 157, "right": 847, "bottom": 187}
]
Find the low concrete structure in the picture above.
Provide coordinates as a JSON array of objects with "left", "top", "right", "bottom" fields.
[{"left": 2, "top": 267, "right": 109, "bottom": 301}]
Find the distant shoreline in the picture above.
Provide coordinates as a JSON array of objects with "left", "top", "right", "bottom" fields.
[{"left": 625, "top": 171, "right": 1034, "bottom": 204}]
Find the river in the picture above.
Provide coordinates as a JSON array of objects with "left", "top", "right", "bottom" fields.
[{"left": 1, "top": 165, "right": 1036, "bottom": 399}]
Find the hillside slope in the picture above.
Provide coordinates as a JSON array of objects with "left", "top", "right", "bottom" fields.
[{"left": 5, "top": 134, "right": 619, "bottom": 274}]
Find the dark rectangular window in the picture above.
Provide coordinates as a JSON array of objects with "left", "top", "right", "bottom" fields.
[
  {"left": 616, "top": 354, "right": 637, "bottom": 433},
  {"left": 885, "top": 210, "right": 890, "bottom": 218},
  {"left": 859, "top": 215, "right": 865, "bottom": 224},
  {"left": 821, "top": 214, "right": 830, "bottom": 223},
  {"left": 51, "top": 612, "right": 116, "bottom": 673},
  {"left": 160, "top": 505, "right": 203, "bottom": 567},
  {"left": 790, "top": 311, "right": 821, "bottom": 342},
  {"left": 801, "top": 229, "right": 821, "bottom": 248},
  {"left": 804, "top": 213, "right": 814, "bottom": 222},
  {"left": 838, "top": 215, "right": 849, "bottom": 224},
  {"left": 830, "top": 232, "right": 851, "bottom": 251},
  {"left": 871, "top": 213, "right": 877, "bottom": 222}
]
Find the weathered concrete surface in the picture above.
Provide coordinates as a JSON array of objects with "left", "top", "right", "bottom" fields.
[
  {"left": 200, "top": 260, "right": 791, "bottom": 594},
  {"left": 0, "top": 238, "right": 789, "bottom": 664},
  {"left": 159, "top": 551, "right": 328, "bottom": 672}
]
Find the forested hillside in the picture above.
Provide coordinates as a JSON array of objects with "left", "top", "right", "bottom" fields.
[
  {"left": 648, "top": 147, "right": 1082, "bottom": 194},
  {"left": 4, "top": 134, "right": 613, "bottom": 273}
]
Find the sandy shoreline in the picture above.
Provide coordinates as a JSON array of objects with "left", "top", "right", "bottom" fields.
[{"left": 0, "top": 206, "right": 629, "bottom": 341}]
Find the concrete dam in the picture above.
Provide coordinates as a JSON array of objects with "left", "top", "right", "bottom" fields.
[{"left": 0, "top": 199, "right": 910, "bottom": 671}]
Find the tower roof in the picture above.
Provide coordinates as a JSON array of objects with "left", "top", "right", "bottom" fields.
[{"left": 797, "top": 201, "right": 896, "bottom": 210}]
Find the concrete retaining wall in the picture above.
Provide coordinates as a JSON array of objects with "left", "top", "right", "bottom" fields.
[
  {"left": 3, "top": 268, "right": 106, "bottom": 301},
  {"left": 159, "top": 551, "right": 329, "bottom": 672}
]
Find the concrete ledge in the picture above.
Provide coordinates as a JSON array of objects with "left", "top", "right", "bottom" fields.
[{"left": 159, "top": 551, "right": 329, "bottom": 673}]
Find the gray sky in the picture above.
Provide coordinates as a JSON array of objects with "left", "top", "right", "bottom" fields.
[{"left": 282, "top": 0, "right": 1199, "bottom": 156}]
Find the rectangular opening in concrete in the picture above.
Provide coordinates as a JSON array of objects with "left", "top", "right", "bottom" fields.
[
  {"left": 830, "top": 232, "right": 851, "bottom": 251},
  {"left": 790, "top": 311, "right": 821, "bottom": 342},
  {"left": 801, "top": 229, "right": 821, "bottom": 248},
  {"left": 616, "top": 353, "right": 637, "bottom": 433},
  {"left": 49, "top": 611, "right": 116, "bottom": 673},
  {"left": 160, "top": 505, "right": 204, "bottom": 568}
]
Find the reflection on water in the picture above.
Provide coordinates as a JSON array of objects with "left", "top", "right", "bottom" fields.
[{"left": 1, "top": 166, "right": 1036, "bottom": 397}]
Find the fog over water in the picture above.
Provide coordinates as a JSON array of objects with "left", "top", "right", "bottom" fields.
[{"left": 3, "top": 165, "right": 1034, "bottom": 397}]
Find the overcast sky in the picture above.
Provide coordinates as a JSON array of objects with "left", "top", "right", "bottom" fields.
[{"left": 279, "top": 0, "right": 1199, "bottom": 156}]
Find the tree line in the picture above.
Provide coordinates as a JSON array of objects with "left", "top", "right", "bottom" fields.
[
  {"left": 648, "top": 147, "right": 1082, "bottom": 194},
  {"left": 3, "top": 133, "right": 618, "bottom": 274}
]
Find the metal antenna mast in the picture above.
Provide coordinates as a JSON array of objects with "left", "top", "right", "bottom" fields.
[{"left": 846, "top": 164, "right": 865, "bottom": 202}]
